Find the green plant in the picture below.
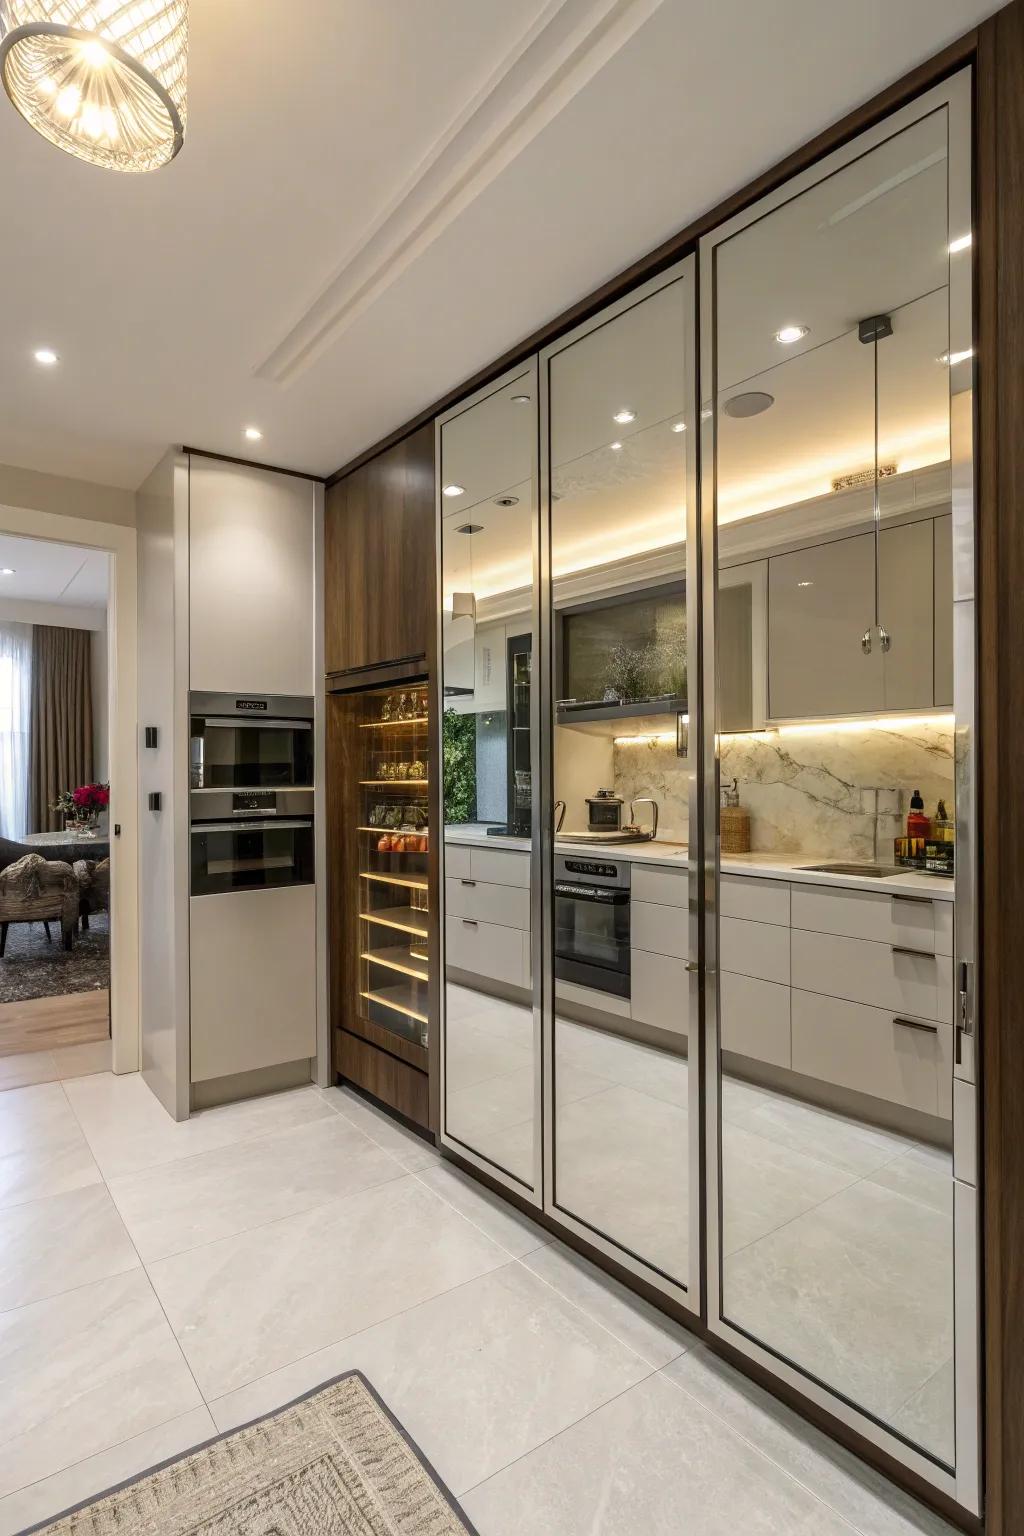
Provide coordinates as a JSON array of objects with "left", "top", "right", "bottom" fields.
[{"left": 443, "top": 709, "right": 477, "bottom": 823}]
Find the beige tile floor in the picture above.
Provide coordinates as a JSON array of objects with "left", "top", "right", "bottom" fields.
[{"left": 0, "top": 1069, "right": 958, "bottom": 1535}]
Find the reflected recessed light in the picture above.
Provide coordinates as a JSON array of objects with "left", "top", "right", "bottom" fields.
[
  {"left": 0, "top": 568, "right": 14, "bottom": 576},
  {"left": 493, "top": 495, "right": 519, "bottom": 507},
  {"left": 775, "top": 325, "right": 809, "bottom": 345},
  {"left": 700, "top": 406, "right": 713, "bottom": 420},
  {"left": 33, "top": 347, "right": 58, "bottom": 366},
  {"left": 797, "top": 580, "right": 813, "bottom": 588},
  {"left": 510, "top": 394, "right": 531, "bottom": 405},
  {"left": 671, "top": 421, "right": 686, "bottom": 433},
  {"left": 948, "top": 233, "right": 972, "bottom": 254},
  {"left": 244, "top": 426, "right": 263, "bottom": 441},
  {"left": 937, "top": 349, "right": 974, "bottom": 367},
  {"left": 443, "top": 483, "right": 466, "bottom": 497},
  {"left": 610, "top": 441, "right": 623, "bottom": 451},
  {"left": 455, "top": 523, "right": 483, "bottom": 534},
  {"left": 613, "top": 409, "right": 636, "bottom": 424}
]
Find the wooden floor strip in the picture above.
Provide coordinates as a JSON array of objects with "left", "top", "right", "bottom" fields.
[{"left": 0, "top": 990, "right": 110, "bottom": 1056}]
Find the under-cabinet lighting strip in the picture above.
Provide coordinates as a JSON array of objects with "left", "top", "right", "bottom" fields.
[{"left": 612, "top": 713, "right": 955, "bottom": 745}]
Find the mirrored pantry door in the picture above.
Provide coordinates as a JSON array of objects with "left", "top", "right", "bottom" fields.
[
  {"left": 538, "top": 260, "right": 702, "bottom": 1315},
  {"left": 699, "top": 70, "right": 979, "bottom": 1512}
]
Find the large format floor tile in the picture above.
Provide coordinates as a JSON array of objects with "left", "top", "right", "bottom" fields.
[
  {"left": 720, "top": 1077, "right": 912, "bottom": 1177},
  {"left": 147, "top": 1173, "right": 510, "bottom": 1397},
  {"left": 0, "top": 1052, "right": 58, "bottom": 1092},
  {"left": 108, "top": 1112, "right": 404, "bottom": 1261},
  {"left": 0, "top": 1183, "right": 139, "bottom": 1310},
  {"left": 0, "top": 1081, "right": 101, "bottom": 1209},
  {"left": 63, "top": 1074, "right": 335, "bottom": 1179},
  {"left": 211, "top": 1260, "right": 653, "bottom": 1495},
  {"left": 413, "top": 1160, "right": 549, "bottom": 1259},
  {"left": 721, "top": 1121, "right": 856, "bottom": 1256},
  {"left": 461, "top": 1371, "right": 857, "bottom": 1535},
  {"left": 321, "top": 1085, "right": 438, "bottom": 1171},
  {"left": 0, "top": 1269, "right": 201, "bottom": 1498}
]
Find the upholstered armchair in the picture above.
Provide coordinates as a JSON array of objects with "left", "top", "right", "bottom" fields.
[
  {"left": 73, "top": 857, "right": 111, "bottom": 929},
  {"left": 0, "top": 853, "right": 79, "bottom": 954}
]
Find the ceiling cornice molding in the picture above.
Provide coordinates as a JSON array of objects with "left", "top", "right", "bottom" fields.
[{"left": 255, "top": 0, "right": 665, "bottom": 387}]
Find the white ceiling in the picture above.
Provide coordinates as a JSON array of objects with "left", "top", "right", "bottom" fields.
[
  {"left": 0, "top": 0, "right": 998, "bottom": 491},
  {"left": 0, "top": 534, "right": 109, "bottom": 606}
]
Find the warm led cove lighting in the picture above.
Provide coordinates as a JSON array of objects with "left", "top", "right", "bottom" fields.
[
  {"left": 777, "top": 714, "right": 954, "bottom": 737},
  {"left": 948, "top": 233, "right": 972, "bottom": 254},
  {"left": 775, "top": 325, "right": 809, "bottom": 345},
  {"left": 613, "top": 409, "right": 636, "bottom": 424},
  {"left": 442, "top": 484, "right": 465, "bottom": 497},
  {"left": 33, "top": 347, "right": 58, "bottom": 365},
  {"left": 244, "top": 426, "right": 263, "bottom": 441}
]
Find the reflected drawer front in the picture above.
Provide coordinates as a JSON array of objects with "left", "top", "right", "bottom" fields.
[
  {"left": 445, "top": 877, "right": 530, "bottom": 929},
  {"left": 791, "top": 884, "right": 952, "bottom": 955},
  {"left": 470, "top": 847, "right": 531, "bottom": 888},
  {"left": 632, "top": 900, "right": 688, "bottom": 960},
  {"left": 720, "top": 874, "right": 790, "bottom": 926},
  {"left": 632, "top": 866, "right": 688, "bottom": 909},
  {"left": 791, "top": 929, "right": 952, "bottom": 1023},
  {"left": 719, "top": 915, "right": 790, "bottom": 985},
  {"left": 631, "top": 949, "right": 690, "bottom": 1036},
  {"left": 791, "top": 988, "right": 952, "bottom": 1117},
  {"left": 446, "top": 916, "right": 528, "bottom": 988},
  {"left": 720, "top": 971, "right": 791, "bottom": 1068},
  {"left": 445, "top": 843, "right": 473, "bottom": 880}
]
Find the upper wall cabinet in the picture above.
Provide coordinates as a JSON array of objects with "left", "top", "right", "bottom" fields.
[
  {"left": 189, "top": 458, "right": 316, "bottom": 696},
  {"left": 324, "top": 424, "right": 435, "bottom": 676}
]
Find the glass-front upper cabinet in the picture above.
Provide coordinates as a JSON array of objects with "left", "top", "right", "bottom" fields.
[
  {"left": 541, "top": 264, "right": 699, "bottom": 1306},
  {"left": 702, "top": 72, "right": 977, "bottom": 1510},
  {"left": 437, "top": 364, "right": 541, "bottom": 1196}
]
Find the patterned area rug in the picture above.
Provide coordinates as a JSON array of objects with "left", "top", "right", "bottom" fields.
[
  {"left": 0, "top": 913, "right": 109, "bottom": 1002},
  {"left": 25, "top": 1373, "right": 478, "bottom": 1536}
]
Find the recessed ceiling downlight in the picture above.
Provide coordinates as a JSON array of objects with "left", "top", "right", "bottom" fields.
[
  {"left": 775, "top": 325, "right": 809, "bottom": 345},
  {"left": 0, "top": 567, "right": 14, "bottom": 575},
  {"left": 723, "top": 391, "right": 775, "bottom": 419},
  {"left": 33, "top": 347, "right": 58, "bottom": 365},
  {"left": 493, "top": 495, "right": 519, "bottom": 507},
  {"left": 455, "top": 523, "right": 483, "bottom": 534},
  {"left": 610, "top": 441, "right": 623, "bottom": 452},
  {"left": 671, "top": 421, "right": 686, "bottom": 433},
  {"left": 244, "top": 426, "right": 263, "bottom": 441},
  {"left": 443, "top": 484, "right": 465, "bottom": 497},
  {"left": 510, "top": 394, "right": 531, "bottom": 405},
  {"left": 0, "top": 0, "right": 189, "bottom": 172},
  {"left": 613, "top": 409, "right": 636, "bottom": 424}
]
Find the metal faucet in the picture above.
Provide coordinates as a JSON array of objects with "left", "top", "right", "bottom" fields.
[{"left": 860, "top": 786, "right": 903, "bottom": 863}]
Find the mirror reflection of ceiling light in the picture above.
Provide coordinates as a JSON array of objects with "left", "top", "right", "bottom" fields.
[
  {"left": 937, "top": 348, "right": 973, "bottom": 367},
  {"left": 610, "top": 441, "right": 623, "bottom": 452},
  {"left": 723, "top": 391, "right": 774, "bottom": 419},
  {"left": 33, "top": 347, "right": 58, "bottom": 365},
  {"left": 244, "top": 426, "right": 263, "bottom": 441},
  {"left": 948, "top": 233, "right": 972, "bottom": 254},
  {"left": 700, "top": 407, "right": 713, "bottom": 420},
  {"left": 0, "top": 567, "right": 14, "bottom": 575},
  {"left": 613, "top": 409, "right": 636, "bottom": 424},
  {"left": 443, "top": 484, "right": 466, "bottom": 497},
  {"left": 493, "top": 495, "right": 519, "bottom": 507},
  {"left": 797, "top": 580, "right": 813, "bottom": 588},
  {"left": 775, "top": 325, "right": 809, "bottom": 345},
  {"left": 671, "top": 422, "right": 686, "bottom": 433}
]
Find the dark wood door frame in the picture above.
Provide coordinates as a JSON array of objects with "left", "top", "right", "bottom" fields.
[{"left": 324, "top": 5, "right": 1024, "bottom": 1527}]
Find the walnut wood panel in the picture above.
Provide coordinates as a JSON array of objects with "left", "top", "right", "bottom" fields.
[
  {"left": 338, "top": 1029, "right": 430, "bottom": 1129},
  {"left": 324, "top": 424, "right": 435, "bottom": 673}
]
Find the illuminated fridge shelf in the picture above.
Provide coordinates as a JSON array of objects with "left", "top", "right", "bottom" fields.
[
  {"left": 359, "top": 871, "right": 428, "bottom": 891},
  {"left": 359, "top": 906, "right": 429, "bottom": 938},
  {"left": 361, "top": 947, "right": 429, "bottom": 982},
  {"left": 360, "top": 986, "right": 428, "bottom": 1026}
]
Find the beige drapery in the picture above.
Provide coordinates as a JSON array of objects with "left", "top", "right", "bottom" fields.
[{"left": 28, "top": 626, "right": 94, "bottom": 833}]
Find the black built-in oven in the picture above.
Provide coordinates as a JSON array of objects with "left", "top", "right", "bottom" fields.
[
  {"left": 190, "top": 692, "right": 314, "bottom": 791},
  {"left": 190, "top": 812, "right": 314, "bottom": 896},
  {"left": 554, "top": 854, "right": 631, "bottom": 998}
]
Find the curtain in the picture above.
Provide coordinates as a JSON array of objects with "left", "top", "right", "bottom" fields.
[
  {"left": 0, "top": 622, "right": 32, "bottom": 840},
  {"left": 28, "top": 625, "right": 94, "bottom": 834}
]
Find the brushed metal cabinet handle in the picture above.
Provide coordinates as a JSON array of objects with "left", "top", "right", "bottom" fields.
[
  {"left": 890, "top": 892, "right": 932, "bottom": 907},
  {"left": 893, "top": 1015, "right": 939, "bottom": 1035},
  {"left": 461, "top": 918, "right": 478, "bottom": 927},
  {"left": 891, "top": 945, "right": 936, "bottom": 960}
]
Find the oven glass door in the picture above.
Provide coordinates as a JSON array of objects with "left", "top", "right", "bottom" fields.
[
  {"left": 191, "top": 718, "right": 314, "bottom": 790},
  {"left": 554, "top": 884, "right": 630, "bottom": 993},
  {"left": 190, "top": 819, "right": 314, "bottom": 895}
]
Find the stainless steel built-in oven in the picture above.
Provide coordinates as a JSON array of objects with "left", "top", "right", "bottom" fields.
[
  {"left": 554, "top": 854, "right": 631, "bottom": 998},
  {"left": 189, "top": 692, "right": 314, "bottom": 791}
]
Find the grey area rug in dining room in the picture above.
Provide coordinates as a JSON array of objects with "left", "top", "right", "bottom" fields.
[{"left": 0, "top": 912, "right": 109, "bottom": 1002}]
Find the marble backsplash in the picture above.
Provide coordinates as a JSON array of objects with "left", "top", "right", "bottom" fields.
[{"left": 614, "top": 718, "right": 955, "bottom": 859}]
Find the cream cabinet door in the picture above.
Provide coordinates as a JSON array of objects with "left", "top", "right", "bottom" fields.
[
  {"left": 189, "top": 457, "right": 315, "bottom": 695},
  {"left": 878, "top": 519, "right": 935, "bottom": 711},
  {"left": 768, "top": 532, "right": 878, "bottom": 718},
  {"left": 932, "top": 513, "right": 953, "bottom": 707}
]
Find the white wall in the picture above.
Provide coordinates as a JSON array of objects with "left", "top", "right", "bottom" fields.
[{"left": 0, "top": 595, "right": 110, "bottom": 782}]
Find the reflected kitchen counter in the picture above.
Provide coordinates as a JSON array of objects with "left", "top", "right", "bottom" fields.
[{"left": 444, "top": 823, "right": 954, "bottom": 897}]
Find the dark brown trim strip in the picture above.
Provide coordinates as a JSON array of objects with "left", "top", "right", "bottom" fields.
[
  {"left": 325, "top": 27, "right": 978, "bottom": 488},
  {"left": 182, "top": 445, "right": 325, "bottom": 484}
]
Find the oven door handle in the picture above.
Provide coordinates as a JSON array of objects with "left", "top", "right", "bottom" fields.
[
  {"left": 195, "top": 717, "right": 312, "bottom": 731},
  {"left": 191, "top": 819, "right": 312, "bottom": 833},
  {"left": 554, "top": 883, "right": 629, "bottom": 903}
]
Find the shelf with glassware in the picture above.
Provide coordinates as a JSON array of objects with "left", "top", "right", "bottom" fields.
[{"left": 353, "top": 684, "right": 432, "bottom": 1053}]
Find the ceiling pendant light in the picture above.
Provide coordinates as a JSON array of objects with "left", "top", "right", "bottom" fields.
[{"left": 0, "top": 1, "right": 188, "bottom": 172}]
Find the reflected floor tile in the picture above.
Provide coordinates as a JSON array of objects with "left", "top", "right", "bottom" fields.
[
  {"left": 148, "top": 1174, "right": 509, "bottom": 1398},
  {"left": 109, "top": 1114, "right": 405, "bottom": 1261},
  {"left": 891, "top": 1357, "right": 955, "bottom": 1471},
  {"left": 0, "top": 1183, "right": 138, "bottom": 1310},
  {"left": 721, "top": 1122, "right": 855, "bottom": 1256},
  {"left": 448, "top": 1057, "right": 608, "bottom": 1146},
  {"left": 64, "top": 1074, "right": 334, "bottom": 1179},
  {"left": 461, "top": 1371, "right": 856, "bottom": 1535},
  {"left": 666, "top": 1347, "right": 959, "bottom": 1536},
  {"left": 0, "top": 1052, "right": 57, "bottom": 1092},
  {"left": 444, "top": 1011, "right": 533, "bottom": 1094},
  {"left": 321, "top": 1085, "right": 438, "bottom": 1171},
  {"left": 723, "top": 1179, "right": 953, "bottom": 1437},
  {"left": 415, "top": 1161, "right": 549, "bottom": 1258},
  {"left": 211, "top": 1262, "right": 652, "bottom": 1496},
  {"left": 868, "top": 1144, "right": 953, "bottom": 1217},
  {"left": 448, "top": 1114, "right": 534, "bottom": 1187},
  {"left": 0, "top": 1406, "right": 216, "bottom": 1536},
  {"left": 522, "top": 1241, "right": 695, "bottom": 1369},
  {"left": 556, "top": 1020, "right": 689, "bottom": 1110},
  {"left": 0, "top": 1269, "right": 201, "bottom": 1498},
  {"left": 554, "top": 1085, "right": 688, "bottom": 1285},
  {"left": 0, "top": 1082, "right": 101, "bottom": 1209},
  {"left": 721, "top": 1076, "right": 913, "bottom": 1177}
]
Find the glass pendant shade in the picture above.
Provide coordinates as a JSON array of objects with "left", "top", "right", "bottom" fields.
[{"left": 0, "top": 0, "right": 187, "bottom": 171}]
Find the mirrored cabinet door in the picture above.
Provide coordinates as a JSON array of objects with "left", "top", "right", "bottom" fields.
[
  {"left": 541, "top": 264, "right": 699, "bottom": 1302},
  {"left": 703, "top": 73, "right": 975, "bottom": 1500},
  {"left": 437, "top": 365, "right": 541, "bottom": 1196}
]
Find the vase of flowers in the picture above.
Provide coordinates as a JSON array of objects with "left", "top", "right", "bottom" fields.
[{"left": 52, "top": 783, "right": 110, "bottom": 837}]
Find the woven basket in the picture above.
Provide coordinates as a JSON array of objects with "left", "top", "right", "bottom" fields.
[{"left": 720, "top": 805, "right": 751, "bottom": 854}]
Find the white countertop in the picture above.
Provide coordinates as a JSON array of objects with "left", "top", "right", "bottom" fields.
[{"left": 444, "top": 824, "right": 955, "bottom": 899}]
